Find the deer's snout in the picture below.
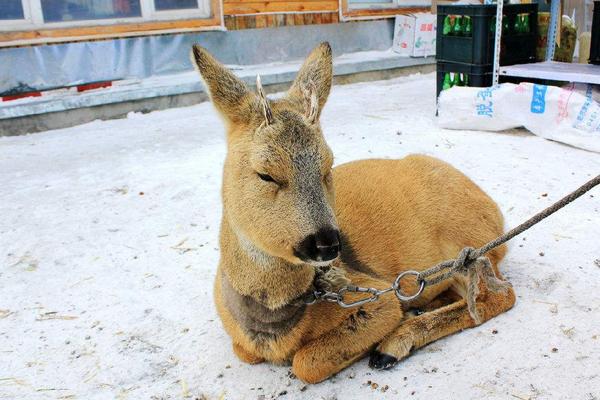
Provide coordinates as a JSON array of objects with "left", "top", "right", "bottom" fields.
[{"left": 294, "top": 228, "right": 341, "bottom": 264}]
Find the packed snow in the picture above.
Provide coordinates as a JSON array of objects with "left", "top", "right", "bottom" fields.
[{"left": 1, "top": 73, "right": 599, "bottom": 400}]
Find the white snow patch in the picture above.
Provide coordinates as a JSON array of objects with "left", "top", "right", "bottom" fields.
[{"left": 1, "top": 73, "right": 599, "bottom": 400}]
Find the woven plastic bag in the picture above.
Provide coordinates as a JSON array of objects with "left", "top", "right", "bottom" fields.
[{"left": 437, "top": 82, "right": 600, "bottom": 153}]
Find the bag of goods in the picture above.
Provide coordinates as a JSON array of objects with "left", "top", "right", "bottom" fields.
[{"left": 437, "top": 82, "right": 600, "bottom": 153}]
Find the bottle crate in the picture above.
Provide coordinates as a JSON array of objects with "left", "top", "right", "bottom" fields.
[
  {"left": 437, "top": 4, "right": 538, "bottom": 66},
  {"left": 436, "top": 61, "right": 493, "bottom": 99}
]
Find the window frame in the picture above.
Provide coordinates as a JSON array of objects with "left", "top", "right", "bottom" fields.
[
  {"left": 0, "top": 0, "right": 222, "bottom": 47},
  {"left": 340, "top": 0, "right": 431, "bottom": 21},
  {"left": 347, "top": 0, "right": 398, "bottom": 10}
]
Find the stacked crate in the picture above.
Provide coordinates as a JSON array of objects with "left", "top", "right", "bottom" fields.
[{"left": 436, "top": 4, "right": 538, "bottom": 97}]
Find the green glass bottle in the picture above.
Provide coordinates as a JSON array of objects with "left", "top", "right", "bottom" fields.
[
  {"left": 463, "top": 74, "right": 469, "bottom": 86},
  {"left": 443, "top": 15, "right": 453, "bottom": 35},
  {"left": 502, "top": 14, "right": 510, "bottom": 34},
  {"left": 452, "top": 72, "right": 461, "bottom": 87},
  {"left": 522, "top": 14, "right": 530, "bottom": 33},
  {"left": 458, "top": 73, "right": 465, "bottom": 86},
  {"left": 514, "top": 14, "right": 522, "bottom": 34},
  {"left": 442, "top": 73, "right": 452, "bottom": 90},
  {"left": 452, "top": 16, "right": 463, "bottom": 36},
  {"left": 464, "top": 16, "right": 472, "bottom": 37}
]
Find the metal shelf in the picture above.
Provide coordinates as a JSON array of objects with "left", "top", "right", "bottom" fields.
[
  {"left": 492, "top": 0, "right": 582, "bottom": 85},
  {"left": 499, "top": 61, "right": 600, "bottom": 84}
]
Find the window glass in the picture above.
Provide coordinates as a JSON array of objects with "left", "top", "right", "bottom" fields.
[
  {"left": 41, "top": 0, "right": 142, "bottom": 22},
  {"left": 154, "top": 0, "right": 198, "bottom": 11},
  {"left": 1, "top": 0, "right": 25, "bottom": 20}
]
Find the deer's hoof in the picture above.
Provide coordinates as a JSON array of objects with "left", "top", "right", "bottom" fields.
[{"left": 368, "top": 350, "right": 398, "bottom": 370}]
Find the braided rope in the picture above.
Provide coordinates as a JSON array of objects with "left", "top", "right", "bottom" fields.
[{"left": 418, "top": 174, "right": 600, "bottom": 287}]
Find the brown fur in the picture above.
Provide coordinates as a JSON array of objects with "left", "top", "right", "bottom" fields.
[{"left": 191, "top": 42, "right": 516, "bottom": 383}]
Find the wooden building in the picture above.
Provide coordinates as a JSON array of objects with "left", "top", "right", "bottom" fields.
[{"left": 1, "top": 0, "right": 430, "bottom": 47}]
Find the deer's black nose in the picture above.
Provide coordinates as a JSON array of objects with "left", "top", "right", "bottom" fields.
[{"left": 294, "top": 228, "right": 341, "bottom": 263}]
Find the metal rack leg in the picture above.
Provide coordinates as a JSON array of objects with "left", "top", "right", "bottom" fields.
[
  {"left": 492, "top": 0, "right": 504, "bottom": 86},
  {"left": 545, "top": 0, "right": 561, "bottom": 61}
]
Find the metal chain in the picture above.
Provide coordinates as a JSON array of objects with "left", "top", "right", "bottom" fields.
[
  {"left": 307, "top": 270, "right": 425, "bottom": 309},
  {"left": 307, "top": 174, "right": 600, "bottom": 308}
]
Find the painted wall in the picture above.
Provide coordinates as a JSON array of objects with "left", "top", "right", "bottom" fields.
[{"left": 0, "top": 19, "right": 395, "bottom": 94}]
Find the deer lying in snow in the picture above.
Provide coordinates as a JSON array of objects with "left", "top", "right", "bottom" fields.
[{"left": 191, "top": 42, "right": 515, "bottom": 384}]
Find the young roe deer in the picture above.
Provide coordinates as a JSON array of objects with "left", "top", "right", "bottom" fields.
[{"left": 191, "top": 42, "right": 516, "bottom": 384}]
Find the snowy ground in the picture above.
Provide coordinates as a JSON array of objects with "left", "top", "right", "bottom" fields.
[{"left": 1, "top": 73, "right": 599, "bottom": 400}]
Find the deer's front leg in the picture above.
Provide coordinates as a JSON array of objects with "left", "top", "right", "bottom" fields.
[
  {"left": 292, "top": 274, "right": 403, "bottom": 383},
  {"left": 233, "top": 342, "right": 264, "bottom": 364}
]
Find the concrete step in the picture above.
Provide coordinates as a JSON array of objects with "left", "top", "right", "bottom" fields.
[{"left": 0, "top": 49, "right": 433, "bottom": 136}]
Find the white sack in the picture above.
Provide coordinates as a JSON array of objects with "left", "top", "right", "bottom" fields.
[{"left": 437, "top": 82, "right": 600, "bottom": 153}]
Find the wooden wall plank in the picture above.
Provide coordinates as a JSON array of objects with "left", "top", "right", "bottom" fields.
[
  {"left": 285, "top": 14, "right": 296, "bottom": 26},
  {"left": 225, "top": 16, "right": 237, "bottom": 30},
  {"left": 224, "top": 1, "right": 337, "bottom": 15},
  {"left": 274, "top": 14, "right": 286, "bottom": 27},
  {"left": 237, "top": 15, "right": 248, "bottom": 29},
  {"left": 255, "top": 14, "right": 268, "bottom": 28},
  {"left": 224, "top": 11, "right": 340, "bottom": 30}
]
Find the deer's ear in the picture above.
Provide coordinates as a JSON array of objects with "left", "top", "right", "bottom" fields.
[
  {"left": 287, "top": 42, "right": 333, "bottom": 123},
  {"left": 191, "top": 44, "right": 255, "bottom": 125}
]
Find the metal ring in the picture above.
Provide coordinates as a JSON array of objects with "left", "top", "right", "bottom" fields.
[{"left": 393, "top": 270, "right": 426, "bottom": 302}]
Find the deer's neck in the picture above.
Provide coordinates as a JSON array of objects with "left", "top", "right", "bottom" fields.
[{"left": 219, "top": 217, "right": 315, "bottom": 310}]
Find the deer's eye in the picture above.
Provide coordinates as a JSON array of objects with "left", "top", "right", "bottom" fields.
[{"left": 257, "top": 173, "right": 276, "bottom": 183}]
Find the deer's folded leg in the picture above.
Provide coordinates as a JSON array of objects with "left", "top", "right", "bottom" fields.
[
  {"left": 369, "top": 272, "right": 515, "bottom": 370},
  {"left": 292, "top": 274, "right": 403, "bottom": 383}
]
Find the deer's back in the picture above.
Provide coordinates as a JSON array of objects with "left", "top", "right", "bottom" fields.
[{"left": 333, "top": 154, "right": 506, "bottom": 283}]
